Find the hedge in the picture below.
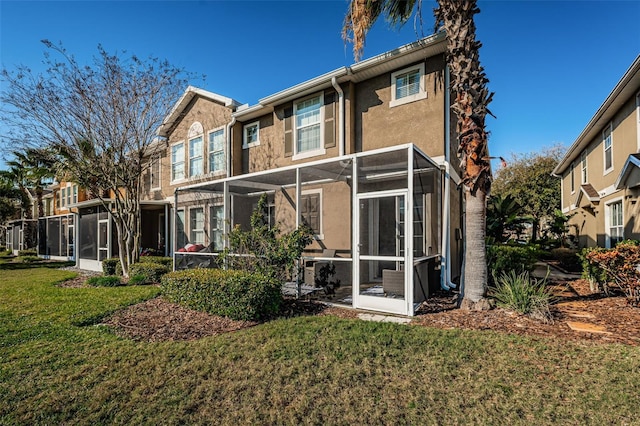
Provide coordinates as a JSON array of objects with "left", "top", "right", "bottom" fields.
[
  {"left": 138, "top": 256, "right": 173, "bottom": 268},
  {"left": 103, "top": 256, "right": 173, "bottom": 277},
  {"left": 102, "top": 258, "right": 120, "bottom": 275},
  {"left": 161, "top": 268, "right": 282, "bottom": 321},
  {"left": 129, "top": 262, "right": 171, "bottom": 284},
  {"left": 487, "top": 244, "right": 539, "bottom": 281},
  {"left": 17, "top": 249, "right": 37, "bottom": 257}
]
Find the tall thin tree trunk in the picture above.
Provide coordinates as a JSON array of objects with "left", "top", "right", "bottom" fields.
[{"left": 463, "top": 188, "right": 487, "bottom": 302}]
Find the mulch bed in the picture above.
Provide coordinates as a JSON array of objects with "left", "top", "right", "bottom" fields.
[{"left": 60, "top": 273, "right": 640, "bottom": 345}]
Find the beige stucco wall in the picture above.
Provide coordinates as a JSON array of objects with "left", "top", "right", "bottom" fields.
[
  {"left": 141, "top": 95, "right": 234, "bottom": 202},
  {"left": 356, "top": 55, "right": 446, "bottom": 157}
]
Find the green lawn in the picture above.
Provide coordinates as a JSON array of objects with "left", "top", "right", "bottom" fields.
[{"left": 1, "top": 266, "right": 639, "bottom": 425}]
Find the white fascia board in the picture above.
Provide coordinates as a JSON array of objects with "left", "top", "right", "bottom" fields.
[{"left": 258, "top": 67, "right": 349, "bottom": 106}]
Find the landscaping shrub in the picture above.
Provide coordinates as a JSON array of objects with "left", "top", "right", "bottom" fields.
[
  {"left": 128, "top": 274, "right": 147, "bottom": 285},
  {"left": 17, "top": 249, "right": 37, "bottom": 257},
  {"left": 138, "top": 256, "right": 173, "bottom": 268},
  {"left": 129, "top": 262, "right": 170, "bottom": 285},
  {"left": 102, "top": 258, "right": 120, "bottom": 275},
  {"left": 87, "top": 275, "right": 122, "bottom": 287},
  {"left": 550, "top": 247, "right": 581, "bottom": 272},
  {"left": 16, "top": 255, "right": 41, "bottom": 263},
  {"left": 584, "top": 240, "right": 640, "bottom": 306},
  {"left": 487, "top": 244, "right": 539, "bottom": 281},
  {"left": 161, "top": 268, "right": 282, "bottom": 321},
  {"left": 490, "top": 270, "right": 554, "bottom": 322}
]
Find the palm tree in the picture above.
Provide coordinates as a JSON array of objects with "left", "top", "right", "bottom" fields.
[
  {"left": 6, "top": 148, "right": 55, "bottom": 219},
  {"left": 344, "top": 0, "right": 494, "bottom": 308}
]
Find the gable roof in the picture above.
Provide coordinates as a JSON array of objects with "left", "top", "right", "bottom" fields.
[
  {"left": 554, "top": 55, "right": 640, "bottom": 175},
  {"left": 157, "top": 86, "right": 241, "bottom": 137},
  {"left": 575, "top": 183, "right": 600, "bottom": 207},
  {"left": 615, "top": 153, "right": 640, "bottom": 189}
]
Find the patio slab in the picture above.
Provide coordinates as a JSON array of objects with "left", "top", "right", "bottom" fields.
[
  {"left": 566, "top": 321, "right": 611, "bottom": 334},
  {"left": 358, "top": 313, "right": 411, "bottom": 324}
]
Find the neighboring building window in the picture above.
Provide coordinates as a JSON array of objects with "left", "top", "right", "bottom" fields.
[
  {"left": 72, "top": 186, "right": 78, "bottom": 204},
  {"left": 581, "top": 151, "right": 587, "bottom": 184},
  {"left": 189, "top": 207, "right": 205, "bottom": 245},
  {"left": 295, "top": 95, "right": 322, "bottom": 154},
  {"left": 390, "top": 63, "right": 427, "bottom": 107},
  {"left": 570, "top": 162, "right": 575, "bottom": 193},
  {"left": 209, "top": 129, "right": 225, "bottom": 173},
  {"left": 243, "top": 121, "right": 260, "bottom": 148},
  {"left": 608, "top": 200, "right": 623, "bottom": 247},
  {"left": 171, "top": 142, "right": 185, "bottom": 181},
  {"left": 150, "top": 155, "right": 160, "bottom": 189},
  {"left": 209, "top": 205, "right": 224, "bottom": 251},
  {"left": 66, "top": 186, "right": 71, "bottom": 206},
  {"left": 301, "top": 191, "right": 321, "bottom": 237},
  {"left": 603, "top": 124, "right": 613, "bottom": 173},
  {"left": 189, "top": 136, "right": 203, "bottom": 177},
  {"left": 61, "top": 188, "right": 66, "bottom": 208}
]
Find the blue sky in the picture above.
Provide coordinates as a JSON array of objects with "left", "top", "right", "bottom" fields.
[{"left": 1, "top": 0, "right": 639, "bottom": 167}]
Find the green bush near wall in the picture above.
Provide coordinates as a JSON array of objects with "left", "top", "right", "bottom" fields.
[
  {"left": 129, "top": 262, "right": 170, "bottom": 284},
  {"left": 487, "top": 244, "right": 539, "bottom": 281},
  {"left": 102, "top": 258, "right": 120, "bottom": 275},
  {"left": 17, "top": 249, "right": 37, "bottom": 257},
  {"left": 161, "top": 268, "right": 282, "bottom": 321},
  {"left": 138, "top": 256, "right": 173, "bottom": 268}
]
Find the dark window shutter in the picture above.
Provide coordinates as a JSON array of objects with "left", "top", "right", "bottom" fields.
[
  {"left": 324, "top": 93, "right": 336, "bottom": 148},
  {"left": 284, "top": 107, "right": 293, "bottom": 157}
]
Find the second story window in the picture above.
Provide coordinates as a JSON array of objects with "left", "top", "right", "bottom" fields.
[
  {"left": 189, "top": 136, "right": 203, "bottom": 177},
  {"left": 209, "top": 129, "right": 225, "bottom": 173},
  {"left": 72, "top": 186, "right": 78, "bottom": 204},
  {"left": 581, "top": 151, "right": 587, "bottom": 184},
  {"left": 390, "top": 63, "right": 427, "bottom": 107},
  {"left": 603, "top": 124, "right": 613, "bottom": 173},
  {"left": 150, "top": 155, "right": 160, "bottom": 189},
  {"left": 243, "top": 121, "right": 260, "bottom": 148},
  {"left": 61, "top": 187, "right": 66, "bottom": 208},
  {"left": 171, "top": 142, "right": 185, "bottom": 181},
  {"left": 570, "top": 162, "right": 575, "bottom": 193},
  {"left": 295, "top": 95, "right": 322, "bottom": 154}
]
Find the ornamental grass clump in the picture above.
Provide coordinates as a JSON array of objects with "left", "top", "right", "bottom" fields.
[
  {"left": 490, "top": 271, "right": 554, "bottom": 322},
  {"left": 86, "top": 275, "right": 122, "bottom": 287}
]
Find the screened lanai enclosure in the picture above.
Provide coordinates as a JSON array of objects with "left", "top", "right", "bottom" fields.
[{"left": 174, "top": 144, "right": 444, "bottom": 316}]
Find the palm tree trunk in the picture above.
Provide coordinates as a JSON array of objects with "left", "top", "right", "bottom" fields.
[{"left": 463, "top": 188, "right": 487, "bottom": 302}]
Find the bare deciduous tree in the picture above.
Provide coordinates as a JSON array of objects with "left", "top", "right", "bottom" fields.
[{"left": 1, "top": 42, "right": 193, "bottom": 275}]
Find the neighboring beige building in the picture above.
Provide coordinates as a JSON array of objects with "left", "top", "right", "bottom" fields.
[{"left": 554, "top": 55, "right": 640, "bottom": 248}]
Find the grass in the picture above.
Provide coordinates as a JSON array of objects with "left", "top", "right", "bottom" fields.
[{"left": 1, "top": 266, "right": 639, "bottom": 424}]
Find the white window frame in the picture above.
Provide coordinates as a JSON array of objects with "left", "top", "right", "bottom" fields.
[
  {"left": 292, "top": 93, "right": 325, "bottom": 160},
  {"left": 580, "top": 151, "right": 587, "bottom": 184},
  {"left": 208, "top": 127, "right": 226, "bottom": 175},
  {"left": 301, "top": 189, "right": 323, "bottom": 240},
  {"left": 390, "top": 63, "right": 427, "bottom": 108},
  {"left": 72, "top": 185, "right": 78, "bottom": 204},
  {"left": 188, "top": 206, "right": 205, "bottom": 246},
  {"left": 60, "top": 187, "right": 66, "bottom": 208},
  {"left": 150, "top": 154, "right": 161, "bottom": 190},
  {"left": 570, "top": 162, "right": 575, "bottom": 194},
  {"left": 171, "top": 141, "right": 185, "bottom": 182},
  {"left": 188, "top": 135, "right": 204, "bottom": 178},
  {"left": 243, "top": 121, "right": 260, "bottom": 149},
  {"left": 603, "top": 123, "right": 613, "bottom": 175},
  {"left": 605, "top": 198, "right": 624, "bottom": 248}
]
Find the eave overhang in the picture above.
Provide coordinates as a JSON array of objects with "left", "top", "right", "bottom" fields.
[{"left": 575, "top": 183, "right": 601, "bottom": 207}]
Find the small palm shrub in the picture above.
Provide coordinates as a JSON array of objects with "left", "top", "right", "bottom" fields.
[
  {"left": 162, "top": 268, "right": 281, "bottom": 321},
  {"left": 490, "top": 271, "right": 554, "bottom": 322},
  {"left": 87, "top": 276, "right": 122, "bottom": 287},
  {"left": 129, "top": 262, "right": 170, "bottom": 285}
]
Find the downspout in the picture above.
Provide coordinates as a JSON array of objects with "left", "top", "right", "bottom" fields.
[
  {"left": 441, "top": 65, "right": 457, "bottom": 291},
  {"left": 331, "top": 76, "right": 345, "bottom": 157},
  {"left": 226, "top": 116, "right": 237, "bottom": 178},
  {"left": 173, "top": 188, "right": 178, "bottom": 271}
]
